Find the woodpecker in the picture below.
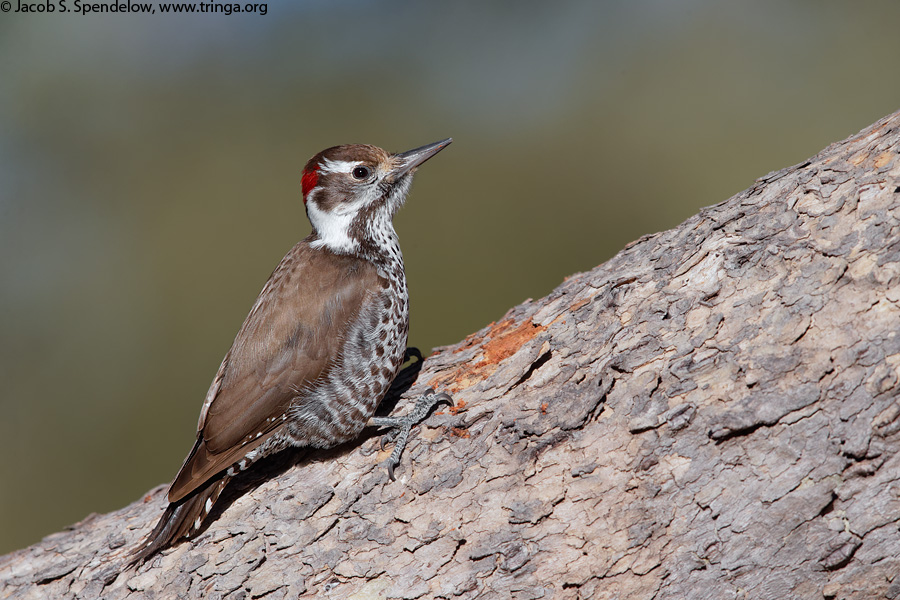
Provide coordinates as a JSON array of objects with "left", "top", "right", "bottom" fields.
[{"left": 131, "top": 139, "right": 453, "bottom": 565}]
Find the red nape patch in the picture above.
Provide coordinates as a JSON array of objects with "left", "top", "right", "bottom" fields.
[{"left": 301, "top": 165, "right": 319, "bottom": 203}]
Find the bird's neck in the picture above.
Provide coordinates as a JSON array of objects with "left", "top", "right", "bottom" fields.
[
  {"left": 310, "top": 208, "right": 404, "bottom": 273},
  {"left": 360, "top": 213, "right": 406, "bottom": 280}
]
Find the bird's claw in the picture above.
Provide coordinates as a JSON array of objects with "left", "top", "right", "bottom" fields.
[
  {"left": 370, "top": 388, "right": 453, "bottom": 481},
  {"left": 379, "top": 429, "right": 398, "bottom": 451}
]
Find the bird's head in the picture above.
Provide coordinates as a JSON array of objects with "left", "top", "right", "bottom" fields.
[{"left": 300, "top": 139, "right": 451, "bottom": 255}]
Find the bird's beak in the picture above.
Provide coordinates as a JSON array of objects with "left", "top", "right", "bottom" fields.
[{"left": 392, "top": 138, "right": 452, "bottom": 179}]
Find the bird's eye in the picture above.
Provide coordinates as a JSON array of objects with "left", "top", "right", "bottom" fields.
[{"left": 352, "top": 166, "right": 371, "bottom": 180}]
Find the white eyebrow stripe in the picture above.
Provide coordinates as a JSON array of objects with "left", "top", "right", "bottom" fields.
[{"left": 319, "top": 158, "right": 362, "bottom": 174}]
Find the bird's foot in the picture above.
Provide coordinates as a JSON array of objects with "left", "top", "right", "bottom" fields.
[{"left": 368, "top": 388, "right": 453, "bottom": 480}]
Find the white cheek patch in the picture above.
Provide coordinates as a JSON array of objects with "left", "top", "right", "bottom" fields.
[
  {"left": 335, "top": 182, "right": 385, "bottom": 218},
  {"left": 307, "top": 197, "right": 360, "bottom": 254}
]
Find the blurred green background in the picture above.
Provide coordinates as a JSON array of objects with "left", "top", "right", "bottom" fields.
[{"left": 1, "top": 0, "right": 898, "bottom": 555}]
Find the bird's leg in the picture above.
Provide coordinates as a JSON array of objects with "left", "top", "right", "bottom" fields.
[{"left": 368, "top": 388, "right": 453, "bottom": 481}]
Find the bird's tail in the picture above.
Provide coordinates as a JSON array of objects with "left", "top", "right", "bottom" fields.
[{"left": 129, "top": 476, "right": 229, "bottom": 567}]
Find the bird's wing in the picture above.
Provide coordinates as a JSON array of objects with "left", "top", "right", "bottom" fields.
[{"left": 168, "top": 240, "right": 382, "bottom": 502}]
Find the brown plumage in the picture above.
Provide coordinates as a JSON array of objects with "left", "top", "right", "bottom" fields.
[
  {"left": 170, "top": 247, "right": 383, "bottom": 502},
  {"left": 131, "top": 139, "right": 451, "bottom": 565}
]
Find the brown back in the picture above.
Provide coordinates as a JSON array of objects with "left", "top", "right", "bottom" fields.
[{"left": 168, "top": 238, "right": 383, "bottom": 502}]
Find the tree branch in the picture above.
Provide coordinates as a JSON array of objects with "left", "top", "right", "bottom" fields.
[{"left": 3, "top": 110, "right": 900, "bottom": 600}]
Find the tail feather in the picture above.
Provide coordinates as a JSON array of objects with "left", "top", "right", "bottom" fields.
[{"left": 129, "top": 476, "right": 229, "bottom": 567}]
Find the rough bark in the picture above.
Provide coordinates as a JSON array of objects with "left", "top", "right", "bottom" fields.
[{"left": 3, "top": 110, "right": 900, "bottom": 600}]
